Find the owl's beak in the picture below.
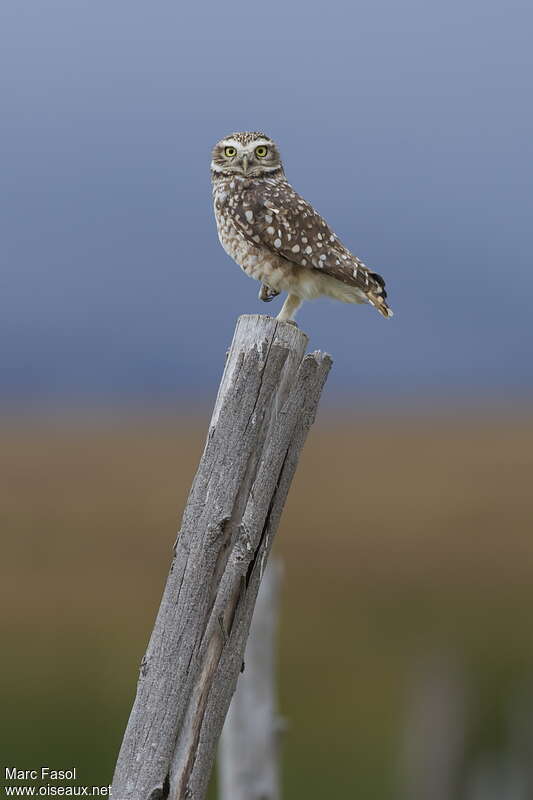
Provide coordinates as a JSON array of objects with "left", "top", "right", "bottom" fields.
[{"left": 241, "top": 154, "right": 249, "bottom": 175}]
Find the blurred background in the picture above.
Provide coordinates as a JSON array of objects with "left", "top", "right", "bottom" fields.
[{"left": 1, "top": 0, "right": 532, "bottom": 797}]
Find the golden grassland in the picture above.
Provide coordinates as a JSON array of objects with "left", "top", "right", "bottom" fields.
[{"left": 1, "top": 408, "right": 533, "bottom": 797}]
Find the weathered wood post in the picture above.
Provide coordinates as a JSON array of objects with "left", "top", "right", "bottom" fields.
[
  {"left": 218, "top": 559, "right": 283, "bottom": 800},
  {"left": 111, "top": 314, "right": 331, "bottom": 800},
  {"left": 401, "top": 654, "right": 466, "bottom": 800}
]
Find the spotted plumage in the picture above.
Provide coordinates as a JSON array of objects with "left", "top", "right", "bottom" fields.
[{"left": 211, "top": 131, "right": 393, "bottom": 321}]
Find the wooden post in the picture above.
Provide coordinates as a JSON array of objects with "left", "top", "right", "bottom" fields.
[
  {"left": 111, "top": 315, "right": 331, "bottom": 800},
  {"left": 218, "top": 559, "right": 283, "bottom": 800},
  {"left": 401, "top": 654, "right": 466, "bottom": 800}
]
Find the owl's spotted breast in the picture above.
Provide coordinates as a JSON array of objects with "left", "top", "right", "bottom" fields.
[{"left": 213, "top": 178, "right": 301, "bottom": 294}]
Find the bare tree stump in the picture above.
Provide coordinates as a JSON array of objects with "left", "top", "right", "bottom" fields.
[
  {"left": 218, "top": 559, "right": 283, "bottom": 800},
  {"left": 111, "top": 315, "right": 332, "bottom": 800}
]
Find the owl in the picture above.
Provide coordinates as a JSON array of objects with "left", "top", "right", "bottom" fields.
[{"left": 211, "top": 131, "right": 393, "bottom": 322}]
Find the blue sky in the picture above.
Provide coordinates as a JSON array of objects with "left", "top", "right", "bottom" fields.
[{"left": 1, "top": 0, "right": 532, "bottom": 404}]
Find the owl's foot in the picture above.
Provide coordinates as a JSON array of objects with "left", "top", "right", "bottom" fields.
[
  {"left": 277, "top": 293, "right": 302, "bottom": 323},
  {"left": 258, "top": 284, "right": 280, "bottom": 303}
]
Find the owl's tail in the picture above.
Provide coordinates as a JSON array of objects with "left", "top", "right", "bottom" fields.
[{"left": 366, "top": 271, "right": 394, "bottom": 318}]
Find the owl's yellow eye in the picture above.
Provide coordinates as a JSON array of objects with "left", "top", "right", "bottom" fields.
[
  {"left": 224, "top": 146, "right": 237, "bottom": 157},
  {"left": 255, "top": 145, "right": 268, "bottom": 158}
]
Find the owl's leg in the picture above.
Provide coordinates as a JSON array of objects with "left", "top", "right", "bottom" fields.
[
  {"left": 277, "top": 293, "right": 302, "bottom": 323},
  {"left": 258, "top": 284, "right": 280, "bottom": 303}
]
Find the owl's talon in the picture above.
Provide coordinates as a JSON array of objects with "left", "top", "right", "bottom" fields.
[{"left": 258, "top": 284, "right": 280, "bottom": 303}]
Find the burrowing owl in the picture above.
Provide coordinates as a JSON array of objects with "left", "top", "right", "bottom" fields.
[{"left": 211, "top": 131, "right": 393, "bottom": 322}]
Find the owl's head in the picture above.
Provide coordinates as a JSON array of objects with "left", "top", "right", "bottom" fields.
[{"left": 211, "top": 132, "right": 283, "bottom": 179}]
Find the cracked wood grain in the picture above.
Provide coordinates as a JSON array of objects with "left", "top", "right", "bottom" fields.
[{"left": 110, "top": 315, "right": 332, "bottom": 800}]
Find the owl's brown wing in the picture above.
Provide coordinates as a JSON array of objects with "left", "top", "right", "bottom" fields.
[{"left": 231, "top": 179, "right": 390, "bottom": 311}]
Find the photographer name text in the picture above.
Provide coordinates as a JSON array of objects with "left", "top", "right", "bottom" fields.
[{"left": 5, "top": 769, "right": 78, "bottom": 781}]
